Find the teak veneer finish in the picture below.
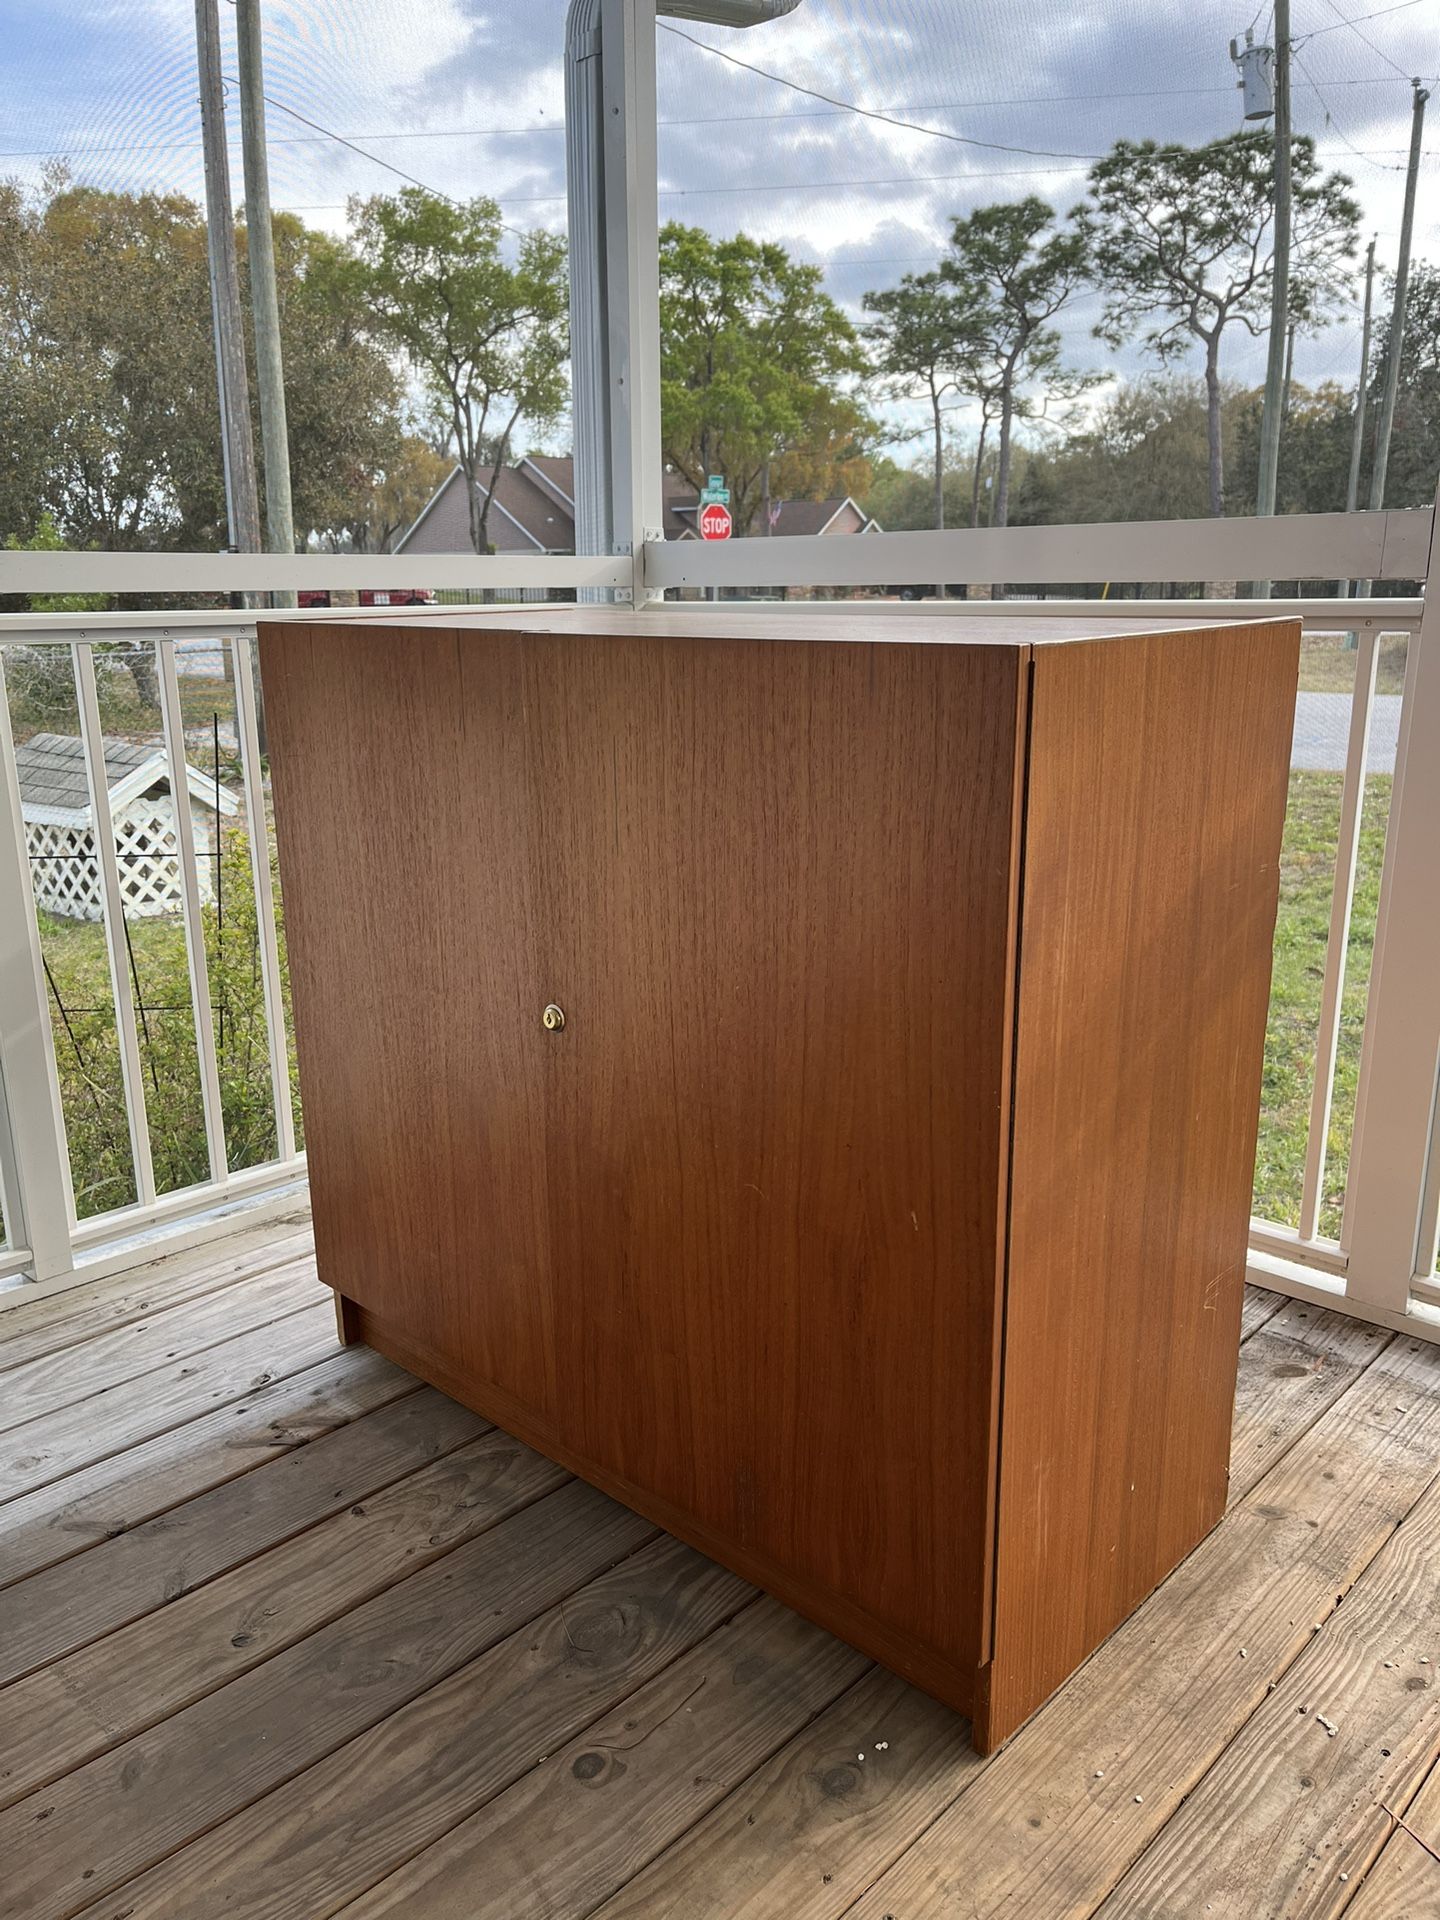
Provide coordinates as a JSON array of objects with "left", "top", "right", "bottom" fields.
[{"left": 260, "top": 606, "right": 1298, "bottom": 1751}]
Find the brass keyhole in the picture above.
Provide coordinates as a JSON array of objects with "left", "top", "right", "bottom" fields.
[{"left": 542, "top": 1003, "right": 566, "bottom": 1032}]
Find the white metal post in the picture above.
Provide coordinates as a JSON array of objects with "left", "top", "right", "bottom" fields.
[
  {"left": 156, "top": 638, "right": 230, "bottom": 1184},
  {"left": 74, "top": 642, "right": 157, "bottom": 1208},
  {"left": 233, "top": 635, "right": 297, "bottom": 1162},
  {"left": 0, "top": 650, "right": 76, "bottom": 1280},
  {"left": 600, "top": 0, "right": 665, "bottom": 605},
  {"left": 1296, "top": 626, "right": 1378, "bottom": 1243},
  {"left": 1343, "top": 482, "right": 1440, "bottom": 1313}
]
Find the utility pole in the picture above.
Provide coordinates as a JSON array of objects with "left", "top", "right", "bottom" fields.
[
  {"left": 1338, "top": 236, "right": 1375, "bottom": 598},
  {"left": 236, "top": 0, "right": 296, "bottom": 592},
  {"left": 1281, "top": 319, "right": 1296, "bottom": 427},
  {"left": 1367, "top": 80, "right": 1429, "bottom": 512},
  {"left": 1346, "top": 238, "right": 1377, "bottom": 515},
  {"left": 194, "top": 0, "right": 261, "bottom": 561},
  {"left": 1252, "top": 0, "right": 1290, "bottom": 599}
]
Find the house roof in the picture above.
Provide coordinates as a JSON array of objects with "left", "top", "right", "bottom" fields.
[
  {"left": 770, "top": 497, "right": 879, "bottom": 537},
  {"left": 521, "top": 454, "right": 576, "bottom": 511},
  {"left": 15, "top": 732, "right": 239, "bottom": 829},
  {"left": 397, "top": 462, "right": 878, "bottom": 553},
  {"left": 491, "top": 466, "right": 575, "bottom": 551}
]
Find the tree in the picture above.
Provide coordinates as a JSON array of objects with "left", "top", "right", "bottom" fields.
[
  {"left": 937, "top": 197, "right": 1092, "bottom": 530},
  {"left": 1362, "top": 262, "right": 1440, "bottom": 510},
  {"left": 0, "top": 175, "right": 407, "bottom": 552},
  {"left": 1076, "top": 133, "right": 1360, "bottom": 517},
  {"left": 660, "top": 224, "right": 873, "bottom": 533},
  {"left": 861, "top": 272, "right": 978, "bottom": 530},
  {"left": 260, "top": 215, "right": 408, "bottom": 546},
  {"left": 320, "top": 433, "right": 454, "bottom": 554},
  {"left": 0, "top": 173, "right": 222, "bottom": 548},
  {"left": 349, "top": 190, "right": 569, "bottom": 555}
]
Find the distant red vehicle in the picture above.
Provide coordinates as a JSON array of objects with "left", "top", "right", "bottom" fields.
[{"left": 297, "top": 589, "right": 436, "bottom": 609}]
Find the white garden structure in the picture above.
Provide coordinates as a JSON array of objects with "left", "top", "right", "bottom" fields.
[
  {"left": 0, "top": 2, "right": 1436, "bottom": 1360},
  {"left": 16, "top": 731, "right": 238, "bottom": 921}
]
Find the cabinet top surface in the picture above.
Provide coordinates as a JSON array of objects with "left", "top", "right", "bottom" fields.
[{"left": 260, "top": 607, "right": 1295, "bottom": 650}]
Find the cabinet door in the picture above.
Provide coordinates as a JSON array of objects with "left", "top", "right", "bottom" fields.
[
  {"left": 523, "top": 629, "right": 1024, "bottom": 1681},
  {"left": 262, "top": 624, "right": 560, "bottom": 1418}
]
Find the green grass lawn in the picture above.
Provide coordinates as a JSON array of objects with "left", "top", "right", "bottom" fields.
[
  {"left": 1254, "top": 768, "right": 1391, "bottom": 1241},
  {"left": 32, "top": 826, "right": 300, "bottom": 1220},
  {"left": 1298, "top": 631, "right": 1408, "bottom": 695}
]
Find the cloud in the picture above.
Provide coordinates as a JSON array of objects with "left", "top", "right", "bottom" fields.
[{"left": 3, "top": 0, "right": 1434, "bottom": 448}]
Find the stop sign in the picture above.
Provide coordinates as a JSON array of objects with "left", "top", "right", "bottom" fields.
[{"left": 700, "top": 500, "right": 732, "bottom": 541}]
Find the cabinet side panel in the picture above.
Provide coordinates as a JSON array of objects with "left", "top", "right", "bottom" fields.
[{"left": 986, "top": 619, "right": 1299, "bottom": 1748}]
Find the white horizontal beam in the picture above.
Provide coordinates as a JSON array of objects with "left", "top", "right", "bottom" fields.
[
  {"left": 643, "top": 508, "right": 1433, "bottom": 592},
  {"left": 683, "top": 596, "right": 1424, "bottom": 630},
  {"left": 0, "top": 551, "right": 630, "bottom": 596}
]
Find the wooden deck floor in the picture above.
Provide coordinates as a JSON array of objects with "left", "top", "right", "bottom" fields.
[{"left": 2, "top": 1223, "right": 1440, "bottom": 1920}]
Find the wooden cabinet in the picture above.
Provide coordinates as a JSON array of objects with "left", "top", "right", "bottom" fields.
[{"left": 260, "top": 607, "right": 1298, "bottom": 1751}]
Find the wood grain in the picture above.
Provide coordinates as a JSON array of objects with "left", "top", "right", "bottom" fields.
[
  {"left": 845, "top": 1336, "right": 1440, "bottom": 1920},
  {"left": 338, "top": 1596, "right": 869, "bottom": 1919},
  {"left": 1095, "top": 1464, "right": 1440, "bottom": 1918},
  {"left": 591, "top": 1292, "right": 1364, "bottom": 1920},
  {"left": 0, "top": 1384, "right": 480, "bottom": 1693},
  {"left": 0, "top": 1302, "right": 337, "bottom": 1503},
  {"left": 985, "top": 618, "right": 1299, "bottom": 1747},
  {"left": 591, "top": 1666, "right": 976, "bottom": 1920},
  {"left": 1241, "top": 1283, "right": 1287, "bottom": 1341},
  {"left": 0, "top": 1230, "right": 314, "bottom": 1372},
  {"left": 263, "top": 620, "right": 1026, "bottom": 1715},
  {"left": 91, "top": 1537, "right": 753, "bottom": 1920},
  {"left": 0, "top": 1421, "right": 561, "bottom": 1807},
  {"left": 1226, "top": 1300, "right": 1388, "bottom": 1505},
  {"left": 0, "top": 1343, "right": 408, "bottom": 1588},
  {"left": 0, "top": 1481, "right": 653, "bottom": 1920},
  {"left": 1342, "top": 1830, "right": 1440, "bottom": 1920},
  {"left": 0, "top": 1260, "right": 319, "bottom": 1433}
]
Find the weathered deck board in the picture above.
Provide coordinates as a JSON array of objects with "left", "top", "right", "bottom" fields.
[
  {"left": 590, "top": 1666, "right": 977, "bottom": 1920},
  {"left": 0, "top": 1343, "right": 410, "bottom": 1587},
  {"left": 4, "top": 1224, "right": 1439, "bottom": 1920},
  {"left": 0, "top": 1262, "right": 321, "bottom": 1433},
  {"left": 0, "top": 1483, "right": 654, "bottom": 1920},
  {"left": 1226, "top": 1301, "right": 1390, "bottom": 1504},
  {"left": 1342, "top": 1829, "right": 1440, "bottom": 1919},
  {"left": 1095, "top": 1466, "right": 1440, "bottom": 1918},
  {"left": 842, "top": 1337, "right": 1440, "bottom": 1920},
  {"left": 338, "top": 1598, "right": 869, "bottom": 1920},
  {"left": 0, "top": 1387, "right": 473, "bottom": 1685},
  {"left": 0, "top": 1301, "right": 336, "bottom": 1502},
  {"left": 0, "top": 1228, "right": 314, "bottom": 1371},
  {"left": 1240, "top": 1282, "right": 1287, "bottom": 1341},
  {"left": 91, "top": 1538, "right": 754, "bottom": 1920},
  {"left": 0, "top": 1421, "right": 563, "bottom": 1806}
]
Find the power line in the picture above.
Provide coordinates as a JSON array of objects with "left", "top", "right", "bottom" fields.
[
  {"left": 6, "top": 72, "right": 1432, "bottom": 165},
  {"left": 1306, "top": 0, "right": 1427, "bottom": 55},
  {"left": 229, "top": 85, "right": 530, "bottom": 239},
  {"left": 1294, "top": 50, "right": 1405, "bottom": 167},
  {"left": 1317, "top": 1, "right": 1413, "bottom": 80},
  {"left": 656, "top": 20, "right": 1103, "bottom": 163}
]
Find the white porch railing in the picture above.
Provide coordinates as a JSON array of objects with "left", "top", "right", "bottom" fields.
[{"left": 0, "top": 498, "right": 1436, "bottom": 1336}]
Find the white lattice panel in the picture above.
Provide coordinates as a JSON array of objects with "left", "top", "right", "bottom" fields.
[{"left": 25, "top": 793, "right": 214, "bottom": 921}]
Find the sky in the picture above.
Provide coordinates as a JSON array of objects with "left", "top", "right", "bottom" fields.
[{"left": 1, "top": 0, "right": 1436, "bottom": 456}]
